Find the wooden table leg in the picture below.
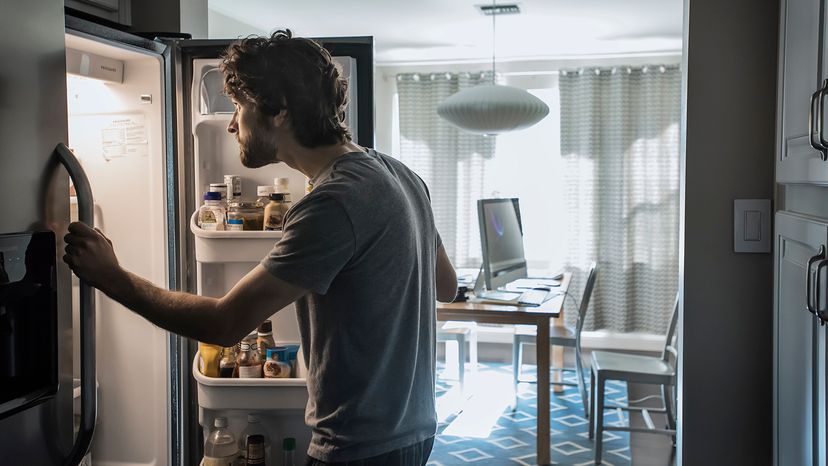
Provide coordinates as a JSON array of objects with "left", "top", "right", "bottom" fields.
[
  {"left": 552, "top": 311, "right": 565, "bottom": 393},
  {"left": 536, "top": 318, "right": 551, "bottom": 465}
]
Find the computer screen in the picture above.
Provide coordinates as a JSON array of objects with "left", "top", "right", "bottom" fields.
[{"left": 478, "top": 198, "right": 527, "bottom": 290}]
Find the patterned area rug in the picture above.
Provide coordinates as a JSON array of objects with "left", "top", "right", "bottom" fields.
[{"left": 429, "top": 362, "right": 631, "bottom": 466}]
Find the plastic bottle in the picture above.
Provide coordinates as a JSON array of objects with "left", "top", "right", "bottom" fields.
[
  {"left": 263, "top": 193, "right": 290, "bottom": 231},
  {"left": 203, "top": 417, "right": 239, "bottom": 466},
  {"left": 238, "top": 332, "right": 262, "bottom": 378},
  {"left": 238, "top": 414, "right": 271, "bottom": 466},
  {"left": 282, "top": 438, "right": 296, "bottom": 466},
  {"left": 224, "top": 175, "right": 242, "bottom": 202},
  {"left": 208, "top": 183, "right": 228, "bottom": 209},
  {"left": 198, "top": 342, "right": 222, "bottom": 378},
  {"left": 256, "top": 321, "right": 276, "bottom": 361},
  {"left": 199, "top": 192, "right": 226, "bottom": 231}
]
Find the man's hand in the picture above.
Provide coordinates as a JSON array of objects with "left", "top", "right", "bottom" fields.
[{"left": 63, "top": 222, "right": 125, "bottom": 292}]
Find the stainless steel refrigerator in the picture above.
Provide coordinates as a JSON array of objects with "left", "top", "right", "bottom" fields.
[{"left": 0, "top": 5, "right": 373, "bottom": 465}]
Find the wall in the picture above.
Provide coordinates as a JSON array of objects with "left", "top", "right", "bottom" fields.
[{"left": 679, "top": 0, "right": 778, "bottom": 463}]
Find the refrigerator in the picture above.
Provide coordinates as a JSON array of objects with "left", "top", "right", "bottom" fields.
[{"left": 0, "top": 5, "right": 374, "bottom": 466}]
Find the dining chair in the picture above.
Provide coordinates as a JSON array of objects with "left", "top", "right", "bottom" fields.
[
  {"left": 589, "top": 296, "right": 679, "bottom": 465},
  {"left": 512, "top": 262, "right": 598, "bottom": 416}
]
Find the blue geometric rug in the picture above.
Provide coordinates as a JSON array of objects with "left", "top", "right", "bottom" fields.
[{"left": 429, "top": 362, "right": 631, "bottom": 466}]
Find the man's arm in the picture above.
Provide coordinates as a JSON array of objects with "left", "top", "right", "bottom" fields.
[
  {"left": 435, "top": 244, "right": 457, "bottom": 303},
  {"left": 64, "top": 222, "right": 306, "bottom": 347}
]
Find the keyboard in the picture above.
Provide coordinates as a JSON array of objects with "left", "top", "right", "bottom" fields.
[{"left": 474, "top": 289, "right": 556, "bottom": 306}]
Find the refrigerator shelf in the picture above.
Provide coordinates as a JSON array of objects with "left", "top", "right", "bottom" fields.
[
  {"left": 191, "top": 212, "right": 282, "bottom": 263},
  {"left": 193, "top": 353, "right": 308, "bottom": 411}
]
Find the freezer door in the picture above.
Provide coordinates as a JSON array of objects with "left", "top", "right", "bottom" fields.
[{"left": 0, "top": 1, "right": 73, "bottom": 465}]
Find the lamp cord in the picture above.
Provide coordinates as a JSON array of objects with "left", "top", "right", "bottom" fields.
[{"left": 491, "top": 0, "right": 496, "bottom": 84}]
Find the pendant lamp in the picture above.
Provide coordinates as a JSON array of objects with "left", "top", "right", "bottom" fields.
[{"left": 437, "top": 3, "right": 549, "bottom": 135}]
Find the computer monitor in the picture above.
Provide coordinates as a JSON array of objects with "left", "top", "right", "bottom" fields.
[{"left": 478, "top": 198, "right": 527, "bottom": 291}]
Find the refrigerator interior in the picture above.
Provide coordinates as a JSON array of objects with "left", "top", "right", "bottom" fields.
[
  {"left": 65, "top": 32, "right": 169, "bottom": 466},
  {"left": 191, "top": 58, "right": 338, "bottom": 463}
]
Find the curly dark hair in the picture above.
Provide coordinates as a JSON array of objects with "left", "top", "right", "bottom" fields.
[{"left": 220, "top": 30, "right": 351, "bottom": 148}]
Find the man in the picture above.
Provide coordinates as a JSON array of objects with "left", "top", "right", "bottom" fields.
[{"left": 63, "top": 30, "right": 457, "bottom": 465}]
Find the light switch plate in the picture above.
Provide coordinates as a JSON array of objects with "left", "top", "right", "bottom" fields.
[{"left": 734, "top": 199, "right": 771, "bottom": 253}]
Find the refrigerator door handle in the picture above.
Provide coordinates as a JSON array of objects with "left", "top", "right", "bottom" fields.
[
  {"left": 811, "top": 87, "right": 822, "bottom": 153},
  {"left": 807, "top": 245, "right": 825, "bottom": 316},
  {"left": 816, "top": 259, "right": 828, "bottom": 325},
  {"left": 54, "top": 143, "right": 97, "bottom": 466},
  {"left": 817, "top": 79, "right": 828, "bottom": 160}
]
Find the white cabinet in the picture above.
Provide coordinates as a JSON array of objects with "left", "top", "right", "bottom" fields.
[
  {"left": 777, "top": 0, "right": 827, "bottom": 183},
  {"left": 774, "top": 212, "right": 828, "bottom": 466}
]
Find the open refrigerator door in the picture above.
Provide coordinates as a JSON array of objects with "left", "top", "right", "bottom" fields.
[{"left": 65, "top": 29, "right": 171, "bottom": 466}]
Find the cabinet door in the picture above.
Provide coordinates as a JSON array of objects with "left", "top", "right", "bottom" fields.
[
  {"left": 66, "top": 0, "right": 131, "bottom": 27},
  {"left": 777, "top": 0, "right": 825, "bottom": 183},
  {"left": 775, "top": 212, "right": 827, "bottom": 466}
]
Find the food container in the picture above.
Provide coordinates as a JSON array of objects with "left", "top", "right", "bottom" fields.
[{"left": 228, "top": 201, "right": 265, "bottom": 231}]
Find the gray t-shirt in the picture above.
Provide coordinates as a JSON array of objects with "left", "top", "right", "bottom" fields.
[{"left": 261, "top": 149, "right": 440, "bottom": 462}]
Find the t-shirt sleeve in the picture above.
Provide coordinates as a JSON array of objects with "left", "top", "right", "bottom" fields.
[{"left": 260, "top": 195, "right": 355, "bottom": 295}]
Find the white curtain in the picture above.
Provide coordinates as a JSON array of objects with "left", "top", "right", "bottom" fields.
[
  {"left": 396, "top": 72, "right": 496, "bottom": 268},
  {"left": 560, "top": 65, "right": 681, "bottom": 333}
]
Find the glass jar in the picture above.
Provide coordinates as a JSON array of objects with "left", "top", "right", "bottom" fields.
[
  {"left": 264, "top": 193, "right": 291, "bottom": 231},
  {"left": 228, "top": 201, "right": 264, "bottom": 231},
  {"left": 219, "top": 346, "right": 237, "bottom": 378},
  {"left": 256, "top": 185, "right": 275, "bottom": 206}
]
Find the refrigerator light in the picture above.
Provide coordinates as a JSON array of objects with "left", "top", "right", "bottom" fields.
[{"left": 66, "top": 48, "right": 124, "bottom": 84}]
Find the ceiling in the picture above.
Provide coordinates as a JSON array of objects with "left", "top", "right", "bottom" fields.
[{"left": 208, "top": 0, "right": 683, "bottom": 65}]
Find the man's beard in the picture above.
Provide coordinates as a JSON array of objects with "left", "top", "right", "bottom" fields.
[{"left": 239, "top": 125, "right": 278, "bottom": 169}]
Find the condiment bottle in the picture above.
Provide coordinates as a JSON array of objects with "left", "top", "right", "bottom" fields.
[
  {"left": 224, "top": 174, "right": 242, "bottom": 202},
  {"left": 198, "top": 342, "right": 222, "bottom": 378},
  {"left": 238, "top": 332, "right": 262, "bottom": 378},
  {"left": 198, "top": 192, "right": 226, "bottom": 231},
  {"left": 263, "top": 193, "right": 290, "bottom": 231},
  {"left": 273, "top": 177, "right": 291, "bottom": 202},
  {"left": 219, "top": 346, "right": 237, "bottom": 378},
  {"left": 238, "top": 414, "right": 271, "bottom": 465},
  {"left": 263, "top": 348, "right": 291, "bottom": 379},
  {"left": 256, "top": 321, "right": 276, "bottom": 361},
  {"left": 244, "top": 434, "right": 265, "bottom": 465}
]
